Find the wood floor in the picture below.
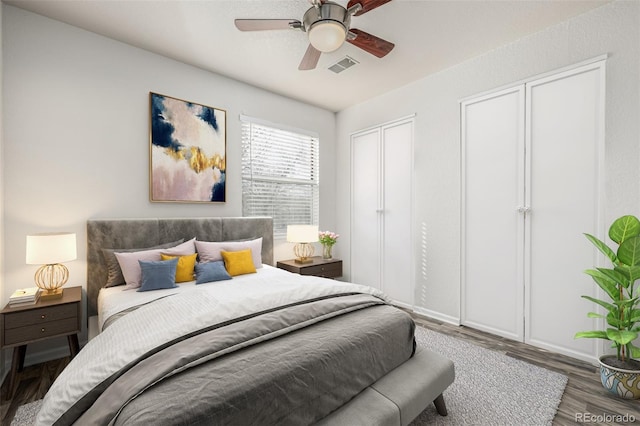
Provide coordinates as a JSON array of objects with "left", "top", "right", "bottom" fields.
[
  {"left": 412, "top": 315, "right": 640, "bottom": 425},
  {"left": 0, "top": 353, "right": 69, "bottom": 425},
  {"left": 1, "top": 315, "right": 638, "bottom": 425}
]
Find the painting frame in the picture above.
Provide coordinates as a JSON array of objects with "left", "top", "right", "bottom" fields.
[{"left": 149, "top": 92, "right": 227, "bottom": 203}]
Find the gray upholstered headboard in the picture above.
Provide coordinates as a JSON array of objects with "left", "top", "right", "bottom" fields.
[{"left": 86, "top": 217, "right": 274, "bottom": 317}]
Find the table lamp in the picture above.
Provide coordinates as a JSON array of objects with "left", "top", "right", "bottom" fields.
[
  {"left": 287, "top": 225, "right": 318, "bottom": 264},
  {"left": 26, "top": 232, "right": 77, "bottom": 300}
]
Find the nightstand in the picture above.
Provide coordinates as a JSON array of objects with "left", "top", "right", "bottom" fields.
[
  {"left": 277, "top": 257, "right": 342, "bottom": 279},
  {"left": 0, "top": 286, "right": 81, "bottom": 399}
]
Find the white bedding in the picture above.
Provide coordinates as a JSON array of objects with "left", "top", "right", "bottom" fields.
[
  {"left": 39, "top": 265, "right": 387, "bottom": 425},
  {"left": 97, "top": 265, "right": 386, "bottom": 332}
]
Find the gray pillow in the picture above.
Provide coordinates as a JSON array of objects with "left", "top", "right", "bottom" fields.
[{"left": 101, "top": 239, "right": 184, "bottom": 287}]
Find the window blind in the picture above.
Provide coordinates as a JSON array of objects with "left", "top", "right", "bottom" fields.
[{"left": 241, "top": 118, "right": 319, "bottom": 239}]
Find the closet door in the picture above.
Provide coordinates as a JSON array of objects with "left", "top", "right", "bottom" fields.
[
  {"left": 461, "top": 86, "right": 525, "bottom": 341},
  {"left": 351, "top": 129, "right": 382, "bottom": 289},
  {"left": 525, "top": 63, "right": 604, "bottom": 359},
  {"left": 382, "top": 119, "right": 414, "bottom": 307},
  {"left": 351, "top": 117, "right": 414, "bottom": 306},
  {"left": 462, "top": 60, "right": 604, "bottom": 361}
]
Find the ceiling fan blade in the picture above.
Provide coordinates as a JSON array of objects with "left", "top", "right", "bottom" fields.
[
  {"left": 347, "top": 28, "right": 394, "bottom": 58},
  {"left": 298, "top": 44, "right": 322, "bottom": 71},
  {"left": 234, "top": 19, "right": 302, "bottom": 31},
  {"left": 347, "top": 0, "right": 392, "bottom": 16}
]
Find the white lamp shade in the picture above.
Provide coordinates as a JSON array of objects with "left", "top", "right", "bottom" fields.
[
  {"left": 287, "top": 225, "right": 319, "bottom": 243},
  {"left": 308, "top": 21, "right": 346, "bottom": 53},
  {"left": 26, "top": 232, "right": 77, "bottom": 265}
]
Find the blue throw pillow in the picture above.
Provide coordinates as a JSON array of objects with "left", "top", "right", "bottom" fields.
[
  {"left": 195, "top": 261, "right": 232, "bottom": 284},
  {"left": 137, "top": 258, "right": 179, "bottom": 292}
]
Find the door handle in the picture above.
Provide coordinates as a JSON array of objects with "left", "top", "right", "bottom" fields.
[{"left": 516, "top": 206, "right": 531, "bottom": 213}]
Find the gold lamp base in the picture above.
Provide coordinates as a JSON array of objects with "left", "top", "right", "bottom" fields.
[
  {"left": 293, "top": 243, "right": 314, "bottom": 264},
  {"left": 40, "top": 287, "right": 64, "bottom": 301},
  {"left": 34, "top": 263, "right": 68, "bottom": 301}
]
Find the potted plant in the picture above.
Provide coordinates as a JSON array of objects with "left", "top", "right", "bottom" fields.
[{"left": 576, "top": 215, "right": 640, "bottom": 399}]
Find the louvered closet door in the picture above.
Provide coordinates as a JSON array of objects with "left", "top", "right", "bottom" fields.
[{"left": 461, "top": 86, "right": 526, "bottom": 341}]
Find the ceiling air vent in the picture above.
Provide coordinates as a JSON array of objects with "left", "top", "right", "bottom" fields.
[{"left": 328, "top": 56, "right": 359, "bottom": 74}]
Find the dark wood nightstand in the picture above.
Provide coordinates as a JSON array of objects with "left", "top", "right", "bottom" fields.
[
  {"left": 0, "top": 286, "right": 81, "bottom": 399},
  {"left": 277, "top": 257, "right": 342, "bottom": 279}
]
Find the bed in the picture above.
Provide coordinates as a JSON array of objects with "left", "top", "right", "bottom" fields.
[{"left": 35, "top": 217, "right": 454, "bottom": 426}]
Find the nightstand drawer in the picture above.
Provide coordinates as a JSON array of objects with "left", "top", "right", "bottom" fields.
[
  {"left": 4, "top": 317, "right": 79, "bottom": 346},
  {"left": 4, "top": 304, "right": 78, "bottom": 329},
  {"left": 300, "top": 262, "right": 342, "bottom": 278}
]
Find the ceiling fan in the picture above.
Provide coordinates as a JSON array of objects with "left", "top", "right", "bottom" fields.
[{"left": 234, "top": 0, "right": 394, "bottom": 71}]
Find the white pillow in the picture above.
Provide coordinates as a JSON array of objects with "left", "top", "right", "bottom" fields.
[
  {"left": 195, "top": 237, "right": 263, "bottom": 269},
  {"left": 116, "top": 238, "right": 196, "bottom": 289}
]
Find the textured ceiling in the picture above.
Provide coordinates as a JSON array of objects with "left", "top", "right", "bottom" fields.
[{"left": 5, "top": 0, "right": 609, "bottom": 111}]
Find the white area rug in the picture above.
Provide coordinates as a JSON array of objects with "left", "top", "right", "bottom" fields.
[
  {"left": 11, "top": 400, "right": 41, "bottom": 426},
  {"left": 410, "top": 326, "right": 568, "bottom": 425},
  {"left": 12, "top": 326, "right": 567, "bottom": 426}
]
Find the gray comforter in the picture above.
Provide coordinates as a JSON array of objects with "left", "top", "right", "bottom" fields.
[{"left": 39, "top": 281, "right": 415, "bottom": 426}]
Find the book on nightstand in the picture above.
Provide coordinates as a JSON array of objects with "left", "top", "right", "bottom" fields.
[{"left": 8, "top": 287, "right": 41, "bottom": 306}]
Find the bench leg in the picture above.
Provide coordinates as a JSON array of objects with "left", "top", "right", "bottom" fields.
[{"left": 433, "top": 393, "right": 448, "bottom": 416}]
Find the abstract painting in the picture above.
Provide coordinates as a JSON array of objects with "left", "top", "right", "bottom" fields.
[{"left": 149, "top": 92, "right": 226, "bottom": 202}]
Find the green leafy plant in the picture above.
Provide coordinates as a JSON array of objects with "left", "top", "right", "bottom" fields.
[{"left": 576, "top": 215, "right": 640, "bottom": 366}]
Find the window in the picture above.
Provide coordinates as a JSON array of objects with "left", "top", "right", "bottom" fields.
[{"left": 241, "top": 116, "right": 319, "bottom": 239}]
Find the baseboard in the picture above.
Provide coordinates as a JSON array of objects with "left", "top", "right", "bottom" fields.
[
  {"left": 526, "top": 338, "right": 599, "bottom": 366},
  {"left": 412, "top": 307, "right": 460, "bottom": 326},
  {"left": 390, "top": 299, "right": 413, "bottom": 311},
  {"left": 460, "top": 320, "right": 522, "bottom": 341},
  {"left": 25, "top": 345, "right": 72, "bottom": 367}
]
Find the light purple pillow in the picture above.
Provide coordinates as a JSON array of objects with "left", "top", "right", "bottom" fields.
[
  {"left": 101, "top": 239, "right": 184, "bottom": 288},
  {"left": 115, "top": 249, "right": 165, "bottom": 289},
  {"left": 115, "top": 238, "right": 196, "bottom": 289},
  {"left": 163, "top": 238, "right": 196, "bottom": 256},
  {"left": 195, "top": 237, "right": 263, "bottom": 269}
]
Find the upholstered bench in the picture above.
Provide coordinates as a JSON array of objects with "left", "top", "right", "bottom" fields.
[{"left": 317, "top": 347, "right": 455, "bottom": 425}]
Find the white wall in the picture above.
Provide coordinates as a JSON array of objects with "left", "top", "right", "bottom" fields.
[
  {"left": 0, "top": 0, "right": 5, "bottom": 377},
  {"left": 336, "top": 0, "right": 640, "bottom": 323},
  {"left": 1, "top": 5, "right": 336, "bottom": 366},
  {"left": 3, "top": 0, "right": 639, "bottom": 374}
]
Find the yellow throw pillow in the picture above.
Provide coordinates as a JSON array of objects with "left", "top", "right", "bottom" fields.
[
  {"left": 161, "top": 253, "right": 198, "bottom": 283},
  {"left": 220, "top": 249, "right": 256, "bottom": 276}
]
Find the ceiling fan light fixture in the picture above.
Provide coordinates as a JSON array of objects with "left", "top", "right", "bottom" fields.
[
  {"left": 308, "top": 21, "right": 347, "bottom": 53},
  {"left": 236, "top": 0, "right": 395, "bottom": 71}
]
